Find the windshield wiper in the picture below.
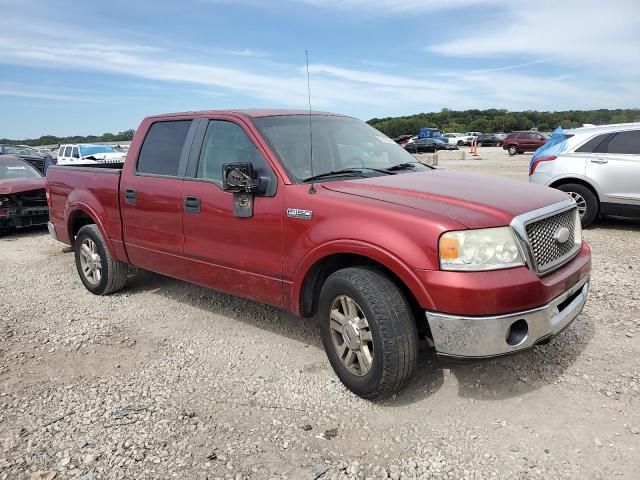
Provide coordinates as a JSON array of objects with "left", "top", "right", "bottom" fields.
[
  {"left": 386, "top": 161, "right": 433, "bottom": 172},
  {"left": 302, "top": 167, "right": 393, "bottom": 183}
]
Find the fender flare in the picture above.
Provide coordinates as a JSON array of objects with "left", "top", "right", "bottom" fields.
[
  {"left": 65, "top": 200, "right": 115, "bottom": 255},
  {"left": 291, "top": 239, "right": 436, "bottom": 315}
]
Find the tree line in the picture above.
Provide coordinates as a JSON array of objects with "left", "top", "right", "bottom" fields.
[
  {"left": 367, "top": 108, "right": 640, "bottom": 139},
  {"left": 0, "top": 129, "right": 136, "bottom": 147}
]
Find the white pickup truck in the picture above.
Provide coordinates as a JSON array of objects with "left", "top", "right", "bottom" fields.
[{"left": 57, "top": 144, "right": 125, "bottom": 166}]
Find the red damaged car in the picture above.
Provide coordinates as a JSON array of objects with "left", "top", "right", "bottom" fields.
[{"left": 0, "top": 155, "right": 49, "bottom": 232}]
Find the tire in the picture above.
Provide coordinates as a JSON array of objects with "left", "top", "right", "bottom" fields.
[
  {"left": 477, "top": 142, "right": 483, "bottom": 147},
  {"left": 496, "top": 141, "right": 503, "bottom": 147},
  {"left": 74, "top": 224, "right": 128, "bottom": 295},
  {"left": 318, "top": 267, "right": 419, "bottom": 400},
  {"left": 507, "top": 145, "right": 518, "bottom": 156},
  {"left": 457, "top": 140, "right": 464, "bottom": 146},
  {"left": 557, "top": 183, "right": 598, "bottom": 227}
]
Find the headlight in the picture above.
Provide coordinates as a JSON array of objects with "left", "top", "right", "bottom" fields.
[{"left": 439, "top": 227, "right": 525, "bottom": 271}]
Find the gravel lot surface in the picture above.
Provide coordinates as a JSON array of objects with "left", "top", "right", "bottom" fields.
[{"left": 1, "top": 148, "right": 639, "bottom": 479}]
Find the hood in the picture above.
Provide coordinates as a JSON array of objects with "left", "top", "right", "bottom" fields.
[
  {"left": 0, "top": 177, "right": 46, "bottom": 195},
  {"left": 322, "top": 170, "right": 570, "bottom": 229}
]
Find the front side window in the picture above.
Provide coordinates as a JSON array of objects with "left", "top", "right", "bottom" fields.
[
  {"left": 137, "top": 120, "right": 191, "bottom": 176},
  {"left": 72, "top": 147, "right": 79, "bottom": 158},
  {"left": 196, "top": 121, "right": 267, "bottom": 183},
  {"left": 64, "top": 146, "right": 72, "bottom": 157},
  {"left": 605, "top": 130, "right": 640, "bottom": 154}
]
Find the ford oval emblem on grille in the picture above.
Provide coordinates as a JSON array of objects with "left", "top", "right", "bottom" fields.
[{"left": 553, "top": 226, "right": 571, "bottom": 244}]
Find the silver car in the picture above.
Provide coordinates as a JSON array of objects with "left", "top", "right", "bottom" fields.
[{"left": 529, "top": 123, "right": 640, "bottom": 226}]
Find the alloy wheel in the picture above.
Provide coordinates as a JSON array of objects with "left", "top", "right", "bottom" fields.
[
  {"left": 568, "top": 191, "right": 587, "bottom": 217},
  {"left": 329, "top": 295, "right": 374, "bottom": 376},
  {"left": 79, "top": 238, "right": 102, "bottom": 285}
]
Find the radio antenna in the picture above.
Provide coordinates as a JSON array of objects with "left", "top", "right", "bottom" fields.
[{"left": 305, "top": 50, "right": 316, "bottom": 194}]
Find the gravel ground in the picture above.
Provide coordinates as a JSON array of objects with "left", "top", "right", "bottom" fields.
[{"left": 1, "top": 150, "right": 639, "bottom": 479}]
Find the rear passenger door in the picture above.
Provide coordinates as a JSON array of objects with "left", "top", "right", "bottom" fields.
[
  {"left": 121, "top": 119, "right": 197, "bottom": 281},
  {"left": 586, "top": 129, "right": 640, "bottom": 207}
]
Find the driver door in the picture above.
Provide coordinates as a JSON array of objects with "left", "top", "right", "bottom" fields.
[{"left": 181, "top": 117, "right": 285, "bottom": 307}]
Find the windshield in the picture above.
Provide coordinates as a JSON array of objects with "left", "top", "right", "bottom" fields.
[
  {"left": 253, "top": 115, "right": 430, "bottom": 182},
  {"left": 4, "top": 145, "right": 40, "bottom": 157},
  {"left": 0, "top": 157, "right": 42, "bottom": 180},
  {"left": 79, "top": 145, "right": 116, "bottom": 156}
]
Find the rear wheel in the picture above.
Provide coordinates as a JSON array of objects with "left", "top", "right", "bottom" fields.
[
  {"left": 457, "top": 140, "right": 464, "bottom": 146},
  {"left": 318, "top": 267, "right": 419, "bottom": 400},
  {"left": 75, "top": 225, "right": 128, "bottom": 295},
  {"left": 507, "top": 145, "right": 518, "bottom": 156},
  {"left": 557, "top": 183, "right": 598, "bottom": 227}
]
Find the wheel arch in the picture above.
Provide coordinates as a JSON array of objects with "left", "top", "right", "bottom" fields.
[
  {"left": 293, "top": 242, "right": 435, "bottom": 323},
  {"left": 66, "top": 204, "right": 116, "bottom": 256},
  {"left": 549, "top": 176, "right": 601, "bottom": 203}
]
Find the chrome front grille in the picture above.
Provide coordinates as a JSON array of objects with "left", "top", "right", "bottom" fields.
[{"left": 524, "top": 207, "right": 579, "bottom": 274}]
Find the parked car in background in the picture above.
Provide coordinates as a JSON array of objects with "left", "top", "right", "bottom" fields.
[
  {"left": 503, "top": 131, "right": 548, "bottom": 156},
  {"left": 0, "top": 155, "right": 49, "bottom": 232},
  {"left": 442, "top": 133, "right": 470, "bottom": 146},
  {"left": 476, "top": 133, "right": 504, "bottom": 147},
  {"left": 0, "top": 144, "right": 46, "bottom": 174},
  {"left": 465, "top": 131, "right": 482, "bottom": 140},
  {"left": 405, "top": 138, "right": 458, "bottom": 153},
  {"left": 529, "top": 123, "right": 640, "bottom": 226},
  {"left": 46, "top": 108, "right": 590, "bottom": 399},
  {"left": 57, "top": 144, "right": 126, "bottom": 165}
]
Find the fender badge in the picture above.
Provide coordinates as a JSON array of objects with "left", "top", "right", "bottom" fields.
[{"left": 287, "top": 208, "right": 313, "bottom": 220}]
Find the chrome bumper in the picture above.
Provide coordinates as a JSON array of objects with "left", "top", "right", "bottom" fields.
[
  {"left": 47, "top": 221, "right": 58, "bottom": 241},
  {"left": 426, "top": 275, "right": 589, "bottom": 359}
]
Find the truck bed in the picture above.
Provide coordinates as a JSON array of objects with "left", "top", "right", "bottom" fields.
[{"left": 46, "top": 164, "right": 125, "bottom": 252}]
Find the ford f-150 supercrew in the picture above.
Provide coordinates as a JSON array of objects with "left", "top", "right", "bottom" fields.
[{"left": 46, "top": 110, "right": 591, "bottom": 399}]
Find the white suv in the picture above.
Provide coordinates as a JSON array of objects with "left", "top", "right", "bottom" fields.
[
  {"left": 529, "top": 123, "right": 640, "bottom": 226},
  {"left": 57, "top": 144, "right": 125, "bottom": 165}
]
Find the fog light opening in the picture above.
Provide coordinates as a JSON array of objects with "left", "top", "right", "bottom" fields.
[{"left": 506, "top": 319, "right": 528, "bottom": 346}]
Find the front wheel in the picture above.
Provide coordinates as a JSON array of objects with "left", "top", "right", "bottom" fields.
[
  {"left": 507, "top": 145, "right": 518, "bottom": 156},
  {"left": 318, "top": 267, "right": 419, "bottom": 400},
  {"left": 557, "top": 183, "right": 598, "bottom": 227},
  {"left": 457, "top": 140, "right": 464, "bottom": 146},
  {"left": 75, "top": 225, "right": 128, "bottom": 295}
]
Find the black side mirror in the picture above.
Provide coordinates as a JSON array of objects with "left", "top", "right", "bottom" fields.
[{"left": 222, "top": 163, "right": 259, "bottom": 193}]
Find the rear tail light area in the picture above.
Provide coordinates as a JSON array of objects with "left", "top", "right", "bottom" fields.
[{"left": 529, "top": 155, "right": 556, "bottom": 176}]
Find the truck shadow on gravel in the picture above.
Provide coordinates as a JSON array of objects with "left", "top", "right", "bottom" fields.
[{"left": 121, "top": 269, "right": 595, "bottom": 405}]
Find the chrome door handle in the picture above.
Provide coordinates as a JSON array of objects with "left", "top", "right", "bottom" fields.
[{"left": 590, "top": 159, "right": 608, "bottom": 164}]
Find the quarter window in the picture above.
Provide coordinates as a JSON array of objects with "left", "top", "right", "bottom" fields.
[
  {"left": 196, "top": 121, "right": 267, "bottom": 183},
  {"left": 137, "top": 120, "right": 191, "bottom": 176}
]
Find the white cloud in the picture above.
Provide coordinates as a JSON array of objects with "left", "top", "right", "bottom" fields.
[{"left": 430, "top": 0, "right": 640, "bottom": 76}]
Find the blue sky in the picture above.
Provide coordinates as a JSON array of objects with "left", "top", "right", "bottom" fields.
[{"left": 1, "top": 0, "right": 639, "bottom": 138}]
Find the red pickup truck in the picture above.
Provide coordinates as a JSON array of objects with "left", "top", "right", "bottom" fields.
[{"left": 46, "top": 110, "right": 591, "bottom": 399}]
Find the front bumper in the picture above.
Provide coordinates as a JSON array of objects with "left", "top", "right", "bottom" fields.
[
  {"left": 0, "top": 206, "right": 49, "bottom": 230},
  {"left": 426, "top": 274, "right": 589, "bottom": 360},
  {"left": 47, "top": 221, "right": 59, "bottom": 241}
]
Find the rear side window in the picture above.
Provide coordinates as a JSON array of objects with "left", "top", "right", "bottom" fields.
[
  {"left": 576, "top": 133, "right": 609, "bottom": 153},
  {"left": 64, "top": 146, "right": 72, "bottom": 157},
  {"left": 137, "top": 121, "right": 191, "bottom": 176},
  {"left": 605, "top": 130, "right": 640, "bottom": 154},
  {"left": 58, "top": 147, "right": 65, "bottom": 157},
  {"left": 72, "top": 147, "right": 79, "bottom": 158}
]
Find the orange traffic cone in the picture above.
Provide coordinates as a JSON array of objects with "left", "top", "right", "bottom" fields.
[{"left": 471, "top": 139, "right": 480, "bottom": 156}]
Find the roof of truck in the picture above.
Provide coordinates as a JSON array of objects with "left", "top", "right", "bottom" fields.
[{"left": 147, "top": 109, "right": 350, "bottom": 120}]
